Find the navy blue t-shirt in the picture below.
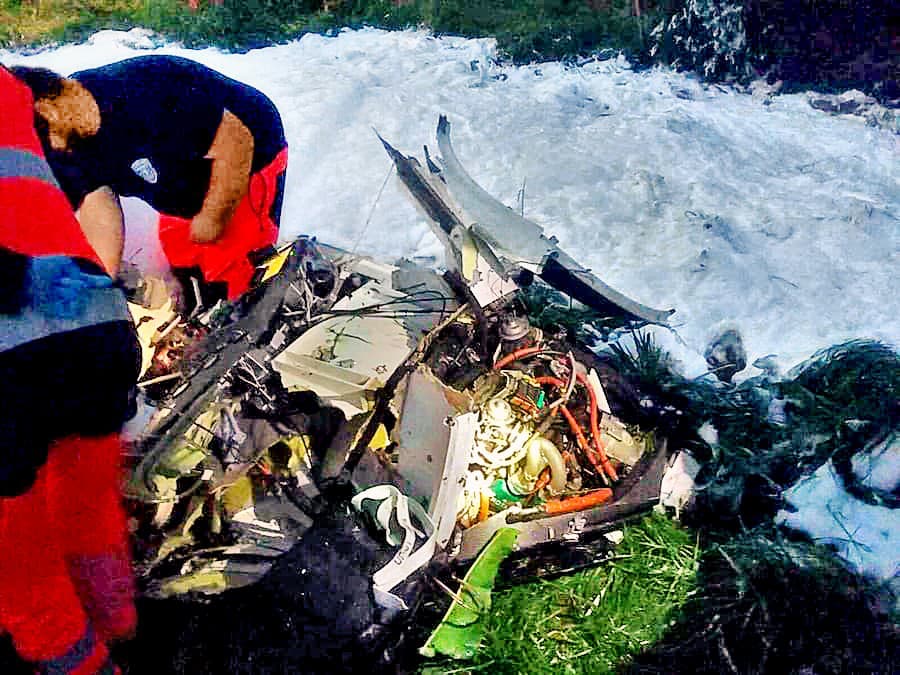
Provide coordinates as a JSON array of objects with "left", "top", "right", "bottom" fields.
[{"left": 50, "top": 55, "right": 286, "bottom": 218}]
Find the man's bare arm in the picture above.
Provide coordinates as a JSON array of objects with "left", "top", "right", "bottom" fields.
[
  {"left": 77, "top": 186, "right": 124, "bottom": 276},
  {"left": 190, "top": 110, "right": 254, "bottom": 244}
]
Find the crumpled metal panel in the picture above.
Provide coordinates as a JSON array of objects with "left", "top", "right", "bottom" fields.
[{"left": 395, "top": 368, "right": 471, "bottom": 513}]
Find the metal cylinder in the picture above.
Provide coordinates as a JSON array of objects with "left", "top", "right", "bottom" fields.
[{"left": 499, "top": 314, "right": 530, "bottom": 342}]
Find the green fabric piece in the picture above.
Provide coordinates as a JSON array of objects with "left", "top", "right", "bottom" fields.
[{"left": 420, "top": 527, "right": 519, "bottom": 660}]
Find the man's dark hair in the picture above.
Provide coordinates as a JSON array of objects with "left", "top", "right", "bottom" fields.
[{"left": 8, "top": 65, "right": 66, "bottom": 100}]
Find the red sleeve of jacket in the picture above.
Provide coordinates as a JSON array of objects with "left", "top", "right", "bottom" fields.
[
  {"left": 0, "top": 67, "right": 103, "bottom": 267},
  {"left": 1, "top": 66, "right": 44, "bottom": 154}
]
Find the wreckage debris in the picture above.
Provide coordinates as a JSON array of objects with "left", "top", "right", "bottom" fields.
[{"left": 117, "top": 117, "right": 677, "bottom": 669}]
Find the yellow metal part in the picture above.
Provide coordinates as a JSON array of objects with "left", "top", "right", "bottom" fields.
[
  {"left": 450, "top": 226, "right": 479, "bottom": 281},
  {"left": 369, "top": 424, "right": 390, "bottom": 451},
  {"left": 155, "top": 558, "right": 275, "bottom": 597},
  {"left": 158, "top": 567, "right": 228, "bottom": 597},
  {"left": 128, "top": 299, "right": 177, "bottom": 376},
  {"left": 222, "top": 476, "right": 255, "bottom": 516},
  {"left": 155, "top": 444, "right": 208, "bottom": 478},
  {"left": 150, "top": 533, "right": 193, "bottom": 569},
  {"left": 287, "top": 437, "right": 308, "bottom": 472},
  {"left": 259, "top": 245, "right": 293, "bottom": 283}
]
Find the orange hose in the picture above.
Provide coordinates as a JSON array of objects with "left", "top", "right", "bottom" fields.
[
  {"left": 575, "top": 372, "right": 619, "bottom": 482},
  {"left": 543, "top": 488, "right": 613, "bottom": 515},
  {"left": 477, "top": 492, "right": 491, "bottom": 523},
  {"left": 532, "top": 466, "right": 552, "bottom": 493},
  {"left": 524, "top": 467, "right": 553, "bottom": 507},
  {"left": 535, "top": 377, "right": 588, "bottom": 447},
  {"left": 536, "top": 376, "right": 611, "bottom": 483},
  {"left": 559, "top": 405, "right": 607, "bottom": 483}
]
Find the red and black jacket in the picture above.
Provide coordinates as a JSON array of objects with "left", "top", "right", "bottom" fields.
[{"left": 0, "top": 67, "right": 139, "bottom": 496}]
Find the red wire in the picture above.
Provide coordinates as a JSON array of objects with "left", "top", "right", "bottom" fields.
[
  {"left": 492, "top": 345, "right": 548, "bottom": 370},
  {"left": 575, "top": 372, "right": 618, "bottom": 482},
  {"left": 535, "top": 376, "right": 604, "bottom": 481},
  {"left": 494, "top": 348, "right": 619, "bottom": 483},
  {"left": 535, "top": 375, "right": 617, "bottom": 483}
]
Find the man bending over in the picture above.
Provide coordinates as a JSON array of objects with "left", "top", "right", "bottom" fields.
[{"left": 13, "top": 55, "right": 288, "bottom": 306}]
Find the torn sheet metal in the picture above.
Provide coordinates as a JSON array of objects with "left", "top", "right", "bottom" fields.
[{"left": 381, "top": 116, "right": 674, "bottom": 324}]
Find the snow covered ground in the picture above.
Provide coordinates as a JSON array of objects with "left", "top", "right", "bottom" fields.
[{"left": 3, "top": 27, "right": 897, "bottom": 584}]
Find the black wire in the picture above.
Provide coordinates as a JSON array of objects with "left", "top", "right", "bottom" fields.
[
  {"left": 325, "top": 309, "right": 449, "bottom": 318},
  {"left": 318, "top": 288, "right": 456, "bottom": 321}
]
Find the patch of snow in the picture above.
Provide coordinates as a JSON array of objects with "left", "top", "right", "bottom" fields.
[
  {"left": 87, "top": 27, "right": 162, "bottom": 50},
  {"left": 852, "top": 433, "right": 900, "bottom": 493},
  {"left": 807, "top": 89, "right": 899, "bottom": 133},
  {"left": 777, "top": 461, "right": 899, "bottom": 582},
  {"left": 697, "top": 421, "right": 719, "bottom": 446}
]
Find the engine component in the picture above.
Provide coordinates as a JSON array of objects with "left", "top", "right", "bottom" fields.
[
  {"left": 506, "top": 436, "right": 566, "bottom": 496},
  {"left": 472, "top": 404, "right": 532, "bottom": 471},
  {"left": 508, "top": 377, "right": 545, "bottom": 417},
  {"left": 446, "top": 323, "right": 642, "bottom": 532},
  {"left": 499, "top": 314, "right": 530, "bottom": 342}
]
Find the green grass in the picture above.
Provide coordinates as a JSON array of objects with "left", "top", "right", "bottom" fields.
[
  {"left": 0, "top": 0, "right": 331, "bottom": 51},
  {"left": 0, "top": 0, "right": 143, "bottom": 45},
  {"left": 0, "top": 0, "right": 661, "bottom": 63},
  {"left": 420, "top": 513, "right": 701, "bottom": 674},
  {"left": 631, "top": 527, "right": 900, "bottom": 673},
  {"left": 419, "top": 0, "right": 658, "bottom": 64}
]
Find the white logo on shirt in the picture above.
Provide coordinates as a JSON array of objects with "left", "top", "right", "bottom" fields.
[{"left": 131, "top": 158, "right": 158, "bottom": 184}]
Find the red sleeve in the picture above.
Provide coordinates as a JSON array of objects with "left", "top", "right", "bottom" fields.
[
  {"left": 0, "top": 67, "right": 44, "bottom": 155},
  {"left": 0, "top": 68, "right": 103, "bottom": 267}
]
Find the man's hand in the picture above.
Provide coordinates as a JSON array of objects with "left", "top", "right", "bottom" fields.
[
  {"left": 28, "top": 255, "right": 112, "bottom": 319},
  {"left": 190, "top": 211, "right": 227, "bottom": 244}
]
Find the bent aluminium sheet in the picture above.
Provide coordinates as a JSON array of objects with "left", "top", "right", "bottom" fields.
[{"left": 388, "top": 116, "right": 674, "bottom": 325}]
